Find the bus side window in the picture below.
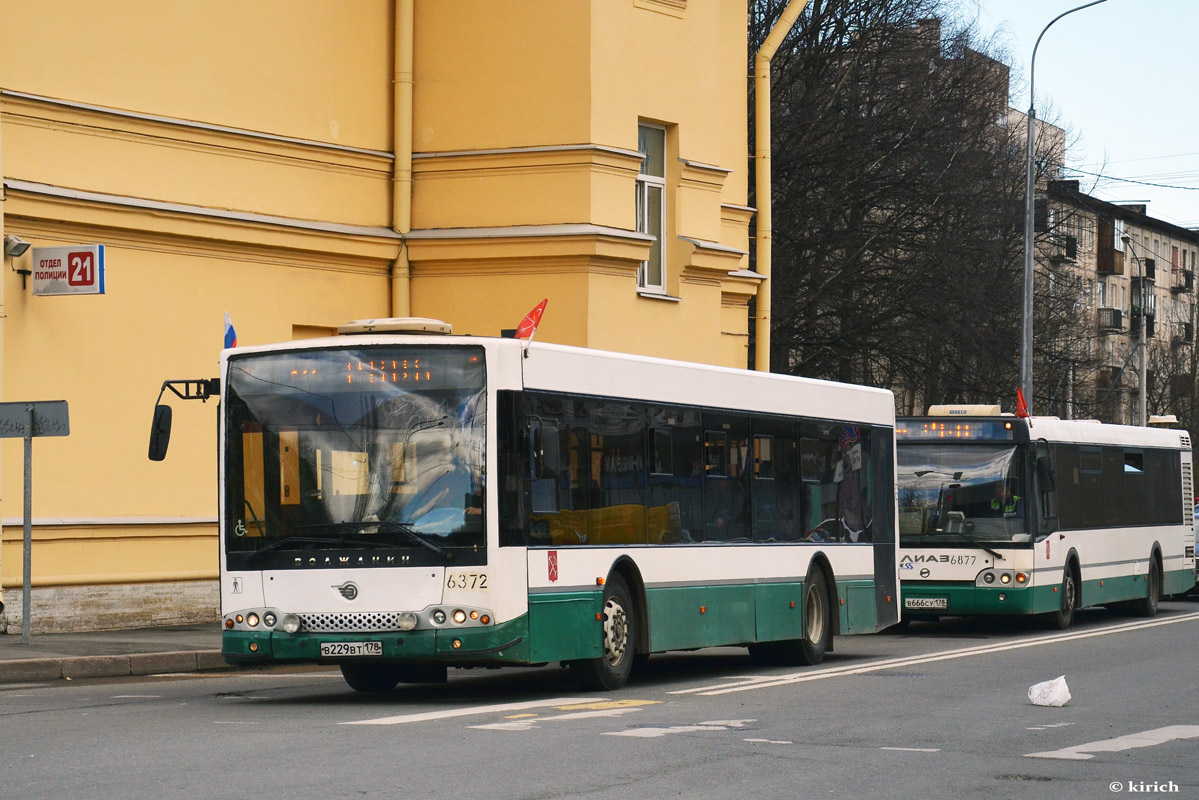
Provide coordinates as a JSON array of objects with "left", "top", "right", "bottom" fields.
[{"left": 529, "top": 418, "right": 561, "bottom": 515}]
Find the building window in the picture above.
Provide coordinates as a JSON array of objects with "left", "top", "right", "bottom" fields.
[{"left": 636, "top": 124, "right": 667, "bottom": 294}]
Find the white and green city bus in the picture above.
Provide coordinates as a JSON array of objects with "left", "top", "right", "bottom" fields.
[
  {"left": 152, "top": 318, "right": 898, "bottom": 691},
  {"left": 896, "top": 408, "right": 1197, "bottom": 628}
]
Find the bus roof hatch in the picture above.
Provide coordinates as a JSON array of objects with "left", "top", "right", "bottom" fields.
[
  {"left": 926, "top": 404, "right": 1002, "bottom": 416},
  {"left": 337, "top": 317, "right": 453, "bottom": 335}
]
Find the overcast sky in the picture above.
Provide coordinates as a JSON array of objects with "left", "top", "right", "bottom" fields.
[{"left": 952, "top": 0, "right": 1199, "bottom": 229}]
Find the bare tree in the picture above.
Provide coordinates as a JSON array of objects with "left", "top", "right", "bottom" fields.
[{"left": 750, "top": 0, "right": 1061, "bottom": 412}]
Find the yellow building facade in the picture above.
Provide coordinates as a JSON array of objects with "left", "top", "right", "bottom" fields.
[{"left": 0, "top": 0, "right": 757, "bottom": 632}]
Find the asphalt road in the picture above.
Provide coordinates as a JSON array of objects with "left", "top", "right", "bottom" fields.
[{"left": 2, "top": 600, "right": 1197, "bottom": 800}]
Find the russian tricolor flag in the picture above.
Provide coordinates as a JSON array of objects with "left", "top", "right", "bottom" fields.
[{"left": 224, "top": 312, "right": 238, "bottom": 349}]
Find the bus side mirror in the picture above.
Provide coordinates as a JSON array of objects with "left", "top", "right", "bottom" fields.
[
  {"left": 1036, "top": 455, "right": 1055, "bottom": 492},
  {"left": 148, "top": 404, "right": 173, "bottom": 461}
]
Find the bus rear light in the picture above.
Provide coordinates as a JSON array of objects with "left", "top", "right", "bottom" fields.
[
  {"left": 225, "top": 619, "right": 234, "bottom": 629},
  {"left": 1015, "top": 573, "right": 1028, "bottom": 584},
  {"left": 479, "top": 615, "right": 490, "bottom": 625},
  {"left": 469, "top": 610, "right": 479, "bottom": 620}
]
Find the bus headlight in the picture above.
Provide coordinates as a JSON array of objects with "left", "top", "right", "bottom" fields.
[
  {"left": 281, "top": 614, "right": 302, "bottom": 634},
  {"left": 452, "top": 609, "right": 468, "bottom": 624},
  {"left": 246, "top": 613, "right": 260, "bottom": 627},
  {"left": 1000, "top": 573, "right": 1012, "bottom": 584},
  {"left": 432, "top": 609, "right": 447, "bottom": 624},
  {"left": 397, "top": 611, "right": 418, "bottom": 631}
]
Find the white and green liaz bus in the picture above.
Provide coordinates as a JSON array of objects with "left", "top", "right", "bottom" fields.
[
  {"left": 896, "top": 408, "right": 1197, "bottom": 629},
  {"left": 153, "top": 318, "right": 899, "bottom": 692}
]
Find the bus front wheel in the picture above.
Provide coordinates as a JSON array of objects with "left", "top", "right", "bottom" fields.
[
  {"left": 1047, "top": 565, "right": 1078, "bottom": 630},
  {"left": 340, "top": 662, "right": 447, "bottom": 692},
  {"left": 340, "top": 663, "right": 402, "bottom": 692},
  {"left": 571, "top": 574, "right": 636, "bottom": 691}
]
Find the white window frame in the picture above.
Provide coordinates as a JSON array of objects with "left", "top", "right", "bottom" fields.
[{"left": 636, "top": 124, "right": 667, "bottom": 294}]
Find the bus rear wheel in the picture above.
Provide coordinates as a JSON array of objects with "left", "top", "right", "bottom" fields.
[
  {"left": 570, "top": 574, "right": 636, "bottom": 691},
  {"left": 1135, "top": 558, "right": 1161, "bottom": 618},
  {"left": 774, "top": 569, "right": 832, "bottom": 666}
]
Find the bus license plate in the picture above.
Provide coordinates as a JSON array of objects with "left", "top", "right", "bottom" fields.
[
  {"left": 905, "top": 597, "right": 948, "bottom": 610},
  {"left": 320, "top": 641, "right": 383, "bottom": 657}
]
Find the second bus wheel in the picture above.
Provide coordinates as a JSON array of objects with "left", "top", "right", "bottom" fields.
[
  {"left": 1047, "top": 564, "right": 1078, "bottom": 630},
  {"left": 774, "top": 569, "right": 833, "bottom": 666},
  {"left": 570, "top": 574, "right": 637, "bottom": 690}
]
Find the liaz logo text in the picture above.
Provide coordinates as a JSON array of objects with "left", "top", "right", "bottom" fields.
[{"left": 902, "top": 554, "right": 954, "bottom": 563}]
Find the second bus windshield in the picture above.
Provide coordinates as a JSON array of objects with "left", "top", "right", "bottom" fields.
[{"left": 897, "top": 444, "right": 1029, "bottom": 543}]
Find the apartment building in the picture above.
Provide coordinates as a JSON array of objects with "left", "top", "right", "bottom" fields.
[{"left": 1042, "top": 180, "right": 1199, "bottom": 424}]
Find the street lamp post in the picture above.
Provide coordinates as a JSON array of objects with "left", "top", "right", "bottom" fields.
[{"left": 1021, "top": 0, "right": 1108, "bottom": 416}]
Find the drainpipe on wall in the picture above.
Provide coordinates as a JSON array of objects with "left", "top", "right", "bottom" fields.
[
  {"left": 753, "top": 0, "right": 808, "bottom": 372},
  {"left": 391, "top": 0, "right": 414, "bottom": 318}
]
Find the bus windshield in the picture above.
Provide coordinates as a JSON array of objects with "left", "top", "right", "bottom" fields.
[
  {"left": 897, "top": 443, "right": 1029, "bottom": 544},
  {"left": 223, "top": 346, "right": 486, "bottom": 569}
]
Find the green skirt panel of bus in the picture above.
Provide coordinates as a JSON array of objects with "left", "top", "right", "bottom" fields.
[
  {"left": 902, "top": 567, "right": 1172, "bottom": 617},
  {"left": 223, "top": 576, "right": 885, "bottom": 668},
  {"left": 222, "top": 616, "right": 533, "bottom": 667}
]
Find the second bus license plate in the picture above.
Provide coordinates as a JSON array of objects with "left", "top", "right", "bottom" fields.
[
  {"left": 904, "top": 597, "right": 948, "bottom": 610},
  {"left": 319, "top": 641, "right": 383, "bottom": 657}
]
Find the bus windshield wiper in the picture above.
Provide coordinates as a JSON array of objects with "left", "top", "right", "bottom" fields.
[
  {"left": 906, "top": 532, "right": 1002, "bottom": 563},
  {"left": 945, "top": 531, "right": 1006, "bottom": 561},
  {"left": 244, "top": 535, "right": 397, "bottom": 565},
  {"left": 293, "top": 520, "right": 454, "bottom": 561}
]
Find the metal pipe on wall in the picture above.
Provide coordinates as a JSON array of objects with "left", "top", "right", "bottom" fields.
[
  {"left": 753, "top": 0, "right": 808, "bottom": 372},
  {"left": 391, "top": 0, "right": 414, "bottom": 318}
]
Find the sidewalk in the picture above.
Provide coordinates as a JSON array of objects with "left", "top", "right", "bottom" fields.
[{"left": 0, "top": 623, "right": 227, "bottom": 684}]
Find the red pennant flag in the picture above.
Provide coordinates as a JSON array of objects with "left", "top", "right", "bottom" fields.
[
  {"left": 515, "top": 298, "right": 548, "bottom": 340},
  {"left": 1016, "top": 387, "right": 1029, "bottom": 419}
]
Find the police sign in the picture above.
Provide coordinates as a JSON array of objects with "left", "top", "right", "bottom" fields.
[{"left": 31, "top": 245, "right": 106, "bottom": 296}]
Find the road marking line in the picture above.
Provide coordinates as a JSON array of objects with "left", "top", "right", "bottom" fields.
[
  {"left": 881, "top": 747, "right": 941, "bottom": 752},
  {"left": 111, "top": 695, "right": 162, "bottom": 699},
  {"left": 342, "top": 697, "right": 601, "bottom": 726},
  {"left": 471, "top": 707, "right": 643, "bottom": 731},
  {"left": 1025, "top": 725, "right": 1199, "bottom": 760},
  {"left": 672, "top": 612, "right": 1199, "bottom": 696},
  {"left": 605, "top": 719, "right": 753, "bottom": 739},
  {"left": 745, "top": 738, "right": 793, "bottom": 745},
  {"left": 554, "top": 699, "right": 660, "bottom": 711}
]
